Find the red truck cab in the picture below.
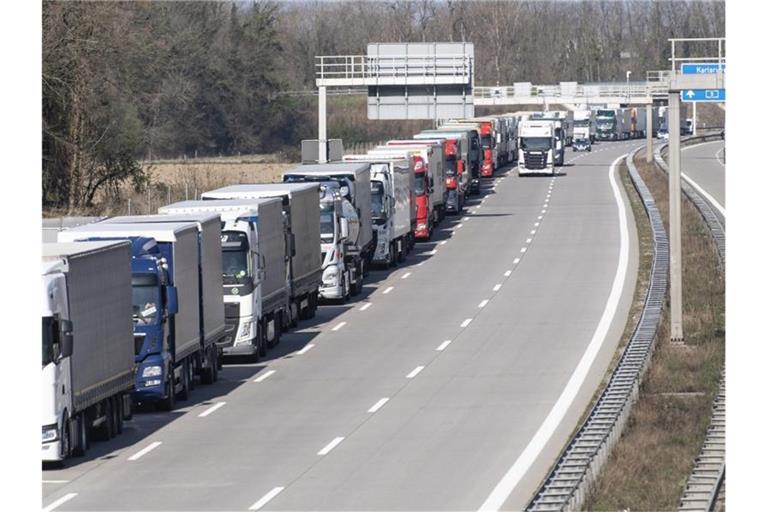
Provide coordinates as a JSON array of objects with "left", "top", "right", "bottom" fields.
[
  {"left": 479, "top": 121, "right": 495, "bottom": 177},
  {"left": 412, "top": 155, "right": 432, "bottom": 239}
]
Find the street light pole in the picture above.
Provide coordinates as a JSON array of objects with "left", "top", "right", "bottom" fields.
[{"left": 626, "top": 70, "right": 632, "bottom": 104}]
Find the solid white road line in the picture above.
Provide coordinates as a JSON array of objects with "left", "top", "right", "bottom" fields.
[
  {"left": 297, "top": 343, "right": 315, "bottom": 355},
  {"left": 460, "top": 318, "right": 472, "bottom": 328},
  {"left": 436, "top": 340, "right": 452, "bottom": 351},
  {"left": 479, "top": 153, "right": 631, "bottom": 511},
  {"left": 42, "top": 480, "right": 70, "bottom": 484},
  {"left": 128, "top": 441, "right": 162, "bottom": 461},
  {"left": 249, "top": 487, "right": 285, "bottom": 511},
  {"left": 383, "top": 286, "right": 394, "bottom": 294},
  {"left": 682, "top": 172, "right": 726, "bottom": 217},
  {"left": 318, "top": 437, "right": 345, "bottom": 456},
  {"left": 254, "top": 370, "right": 275, "bottom": 383},
  {"left": 401, "top": 272, "right": 412, "bottom": 279},
  {"left": 359, "top": 302, "right": 372, "bottom": 311},
  {"left": 478, "top": 299, "right": 489, "bottom": 308},
  {"left": 332, "top": 321, "right": 347, "bottom": 331},
  {"left": 406, "top": 366, "right": 425, "bottom": 379},
  {"left": 198, "top": 402, "right": 226, "bottom": 418},
  {"left": 368, "top": 398, "right": 390, "bottom": 413},
  {"left": 43, "top": 493, "right": 78, "bottom": 512},
  {"left": 493, "top": 284, "right": 502, "bottom": 292}
]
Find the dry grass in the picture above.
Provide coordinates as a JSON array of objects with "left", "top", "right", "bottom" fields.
[{"left": 585, "top": 152, "right": 725, "bottom": 511}]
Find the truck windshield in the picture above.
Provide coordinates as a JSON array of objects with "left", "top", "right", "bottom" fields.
[
  {"left": 132, "top": 285, "right": 160, "bottom": 325},
  {"left": 481, "top": 134, "right": 493, "bottom": 149},
  {"left": 520, "top": 137, "right": 551, "bottom": 151},
  {"left": 222, "top": 250, "right": 249, "bottom": 285},
  {"left": 414, "top": 172, "right": 426, "bottom": 196},
  {"left": 371, "top": 182, "right": 385, "bottom": 222},
  {"left": 596, "top": 119, "right": 615, "bottom": 130},
  {"left": 320, "top": 203, "right": 335, "bottom": 241},
  {"left": 42, "top": 317, "right": 57, "bottom": 366}
]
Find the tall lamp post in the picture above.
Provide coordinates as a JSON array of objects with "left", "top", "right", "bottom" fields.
[{"left": 626, "top": 70, "right": 632, "bottom": 104}]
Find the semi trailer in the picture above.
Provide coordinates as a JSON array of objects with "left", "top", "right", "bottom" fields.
[
  {"left": 158, "top": 200, "right": 289, "bottom": 359},
  {"left": 42, "top": 241, "right": 135, "bottom": 462},
  {"left": 203, "top": 183, "right": 323, "bottom": 324},
  {"left": 416, "top": 127, "right": 481, "bottom": 194}
]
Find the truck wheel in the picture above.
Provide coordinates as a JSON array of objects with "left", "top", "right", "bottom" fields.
[
  {"left": 178, "top": 360, "right": 190, "bottom": 400},
  {"left": 258, "top": 320, "right": 267, "bottom": 357},
  {"left": 308, "top": 292, "right": 318, "bottom": 318},
  {"left": 397, "top": 240, "right": 406, "bottom": 263},
  {"left": 158, "top": 378, "right": 176, "bottom": 412},
  {"left": 122, "top": 394, "right": 133, "bottom": 421},
  {"left": 114, "top": 396, "right": 124, "bottom": 434},
  {"left": 60, "top": 415, "right": 71, "bottom": 461},
  {"left": 72, "top": 413, "right": 88, "bottom": 457},
  {"left": 389, "top": 243, "right": 397, "bottom": 268},
  {"left": 201, "top": 346, "right": 217, "bottom": 384},
  {"left": 94, "top": 398, "right": 115, "bottom": 440},
  {"left": 289, "top": 303, "right": 299, "bottom": 328}
]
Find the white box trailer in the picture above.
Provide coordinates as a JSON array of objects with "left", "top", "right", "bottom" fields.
[
  {"left": 202, "top": 183, "right": 322, "bottom": 323},
  {"left": 42, "top": 241, "right": 134, "bottom": 461},
  {"left": 158, "top": 199, "right": 289, "bottom": 357},
  {"left": 343, "top": 155, "right": 415, "bottom": 265}
]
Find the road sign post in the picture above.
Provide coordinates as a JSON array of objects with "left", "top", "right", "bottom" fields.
[{"left": 668, "top": 91, "right": 684, "bottom": 342}]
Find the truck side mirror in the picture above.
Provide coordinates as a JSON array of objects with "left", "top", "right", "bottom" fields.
[
  {"left": 166, "top": 286, "right": 179, "bottom": 316},
  {"left": 59, "top": 319, "right": 73, "bottom": 358},
  {"left": 429, "top": 177, "right": 435, "bottom": 192},
  {"left": 340, "top": 217, "right": 349, "bottom": 240}
]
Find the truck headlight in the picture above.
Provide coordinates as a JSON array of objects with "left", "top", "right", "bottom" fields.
[
  {"left": 237, "top": 321, "right": 251, "bottom": 341},
  {"left": 42, "top": 424, "right": 58, "bottom": 443},
  {"left": 141, "top": 365, "right": 163, "bottom": 378},
  {"left": 323, "top": 266, "right": 339, "bottom": 285}
]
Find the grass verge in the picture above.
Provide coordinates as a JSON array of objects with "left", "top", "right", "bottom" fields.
[{"left": 584, "top": 151, "right": 725, "bottom": 511}]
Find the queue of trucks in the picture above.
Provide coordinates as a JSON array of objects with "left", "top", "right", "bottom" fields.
[{"left": 42, "top": 106, "right": 654, "bottom": 463}]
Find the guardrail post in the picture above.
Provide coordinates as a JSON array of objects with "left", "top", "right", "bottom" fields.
[
  {"left": 646, "top": 105, "right": 653, "bottom": 162},
  {"left": 668, "top": 91, "right": 684, "bottom": 342}
]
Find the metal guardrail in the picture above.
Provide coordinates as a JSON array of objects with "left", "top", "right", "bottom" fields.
[
  {"left": 474, "top": 82, "right": 668, "bottom": 101},
  {"left": 526, "top": 146, "right": 669, "bottom": 511},
  {"left": 315, "top": 54, "right": 472, "bottom": 81},
  {"left": 655, "top": 135, "right": 726, "bottom": 511}
]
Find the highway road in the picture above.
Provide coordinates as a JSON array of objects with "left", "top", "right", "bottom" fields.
[
  {"left": 43, "top": 139, "right": 643, "bottom": 512},
  {"left": 681, "top": 139, "right": 726, "bottom": 216}
]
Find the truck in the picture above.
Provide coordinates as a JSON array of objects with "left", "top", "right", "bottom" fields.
[
  {"left": 342, "top": 155, "right": 415, "bottom": 266},
  {"left": 42, "top": 241, "right": 135, "bottom": 462},
  {"left": 518, "top": 120, "right": 556, "bottom": 176},
  {"left": 281, "top": 163, "right": 373, "bottom": 289},
  {"left": 415, "top": 127, "right": 481, "bottom": 194},
  {"left": 573, "top": 110, "right": 596, "bottom": 143},
  {"left": 363, "top": 146, "right": 434, "bottom": 240},
  {"left": 158, "top": 200, "right": 289, "bottom": 358},
  {"left": 202, "top": 183, "right": 323, "bottom": 324},
  {"left": 442, "top": 119, "right": 497, "bottom": 177},
  {"left": 531, "top": 111, "right": 572, "bottom": 164},
  {"left": 58, "top": 221, "right": 220, "bottom": 410},
  {"left": 572, "top": 125, "right": 592, "bottom": 152},
  {"left": 387, "top": 138, "right": 468, "bottom": 214},
  {"left": 370, "top": 144, "right": 447, "bottom": 224}
]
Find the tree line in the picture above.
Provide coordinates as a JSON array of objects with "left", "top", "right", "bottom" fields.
[{"left": 43, "top": 1, "right": 724, "bottom": 211}]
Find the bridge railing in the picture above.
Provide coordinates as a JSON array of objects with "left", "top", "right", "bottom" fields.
[
  {"left": 474, "top": 82, "right": 668, "bottom": 100},
  {"left": 315, "top": 54, "right": 472, "bottom": 83}
]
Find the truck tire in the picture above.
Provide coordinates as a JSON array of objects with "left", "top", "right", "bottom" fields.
[
  {"left": 72, "top": 413, "right": 88, "bottom": 457},
  {"left": 158, "top": 377, "right": 176, "bottom": 412},
  {"left": 122, "top": 394, "right": 133, "bottom": 421},
  {"left": 258, "top": 320, "right": 267, "bottom": 357},
  {"left": 178, "top": 359, "right": 190, "bottom": 400},
  {"left": 114, "top": 396, "right": 124, "bottom": 434},
  {"left": 389, "top": 243, "right": 397, "bottom": 268},
  {"left": 94, "top": 399, "right": 115, "bottom": 441},
  {"left": 60, "top": 415, "right": 71, "bottom": 461},
  {"left": 308, "top": 292, "right": 318, "bottom": 318},
  {"left": 201, "top": 345, "right": 217, "bottom": 384}
]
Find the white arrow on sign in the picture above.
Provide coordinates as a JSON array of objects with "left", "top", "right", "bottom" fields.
[{"left": 686, "top": 90, "right": 695, "bottom": 98}]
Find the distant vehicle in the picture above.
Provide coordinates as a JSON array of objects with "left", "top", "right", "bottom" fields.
[
  {"left": 658, "top": 129, "right": 669, "bottom": 140},
  {"left": 42, "top": 241, "right": 135, "bottom": 462},
  {"left": 685, "top": 118, "right": 694, "bottom": 135},
  {"left": 573, "top": 109, "right": 596, "bottom": 143},
  {"left": 572, "top": 136, "right": 592, "bottom": 152},
  {"left": 518, "top": 120, "right": 556, "bottom": 176}
]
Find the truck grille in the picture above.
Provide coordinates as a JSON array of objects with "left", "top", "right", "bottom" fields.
[
  {"left": 225, "top": 302, "right": 240, "bottom": 319},
  {"left": 524, "top": 151, "right": 547, "bottom": 170}
]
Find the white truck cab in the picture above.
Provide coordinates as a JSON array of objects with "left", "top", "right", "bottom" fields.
[{"left": 518, "top": 120, "right": 556, "bottom": 176}]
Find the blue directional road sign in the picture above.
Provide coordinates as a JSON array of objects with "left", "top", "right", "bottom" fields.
[
  {"left": 681, "top": 63, "right": 725, "bottom": 74},
  {"left": 680, "top": 89, "right": 725, "bottom": 102}
]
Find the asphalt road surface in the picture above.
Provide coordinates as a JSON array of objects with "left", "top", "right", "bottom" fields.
[
  {"left": 681, "top": 139, "right": 726, "bottom": 216},
  {"left": 43, "top": 139, "right": 643, "bottom": 512}
]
